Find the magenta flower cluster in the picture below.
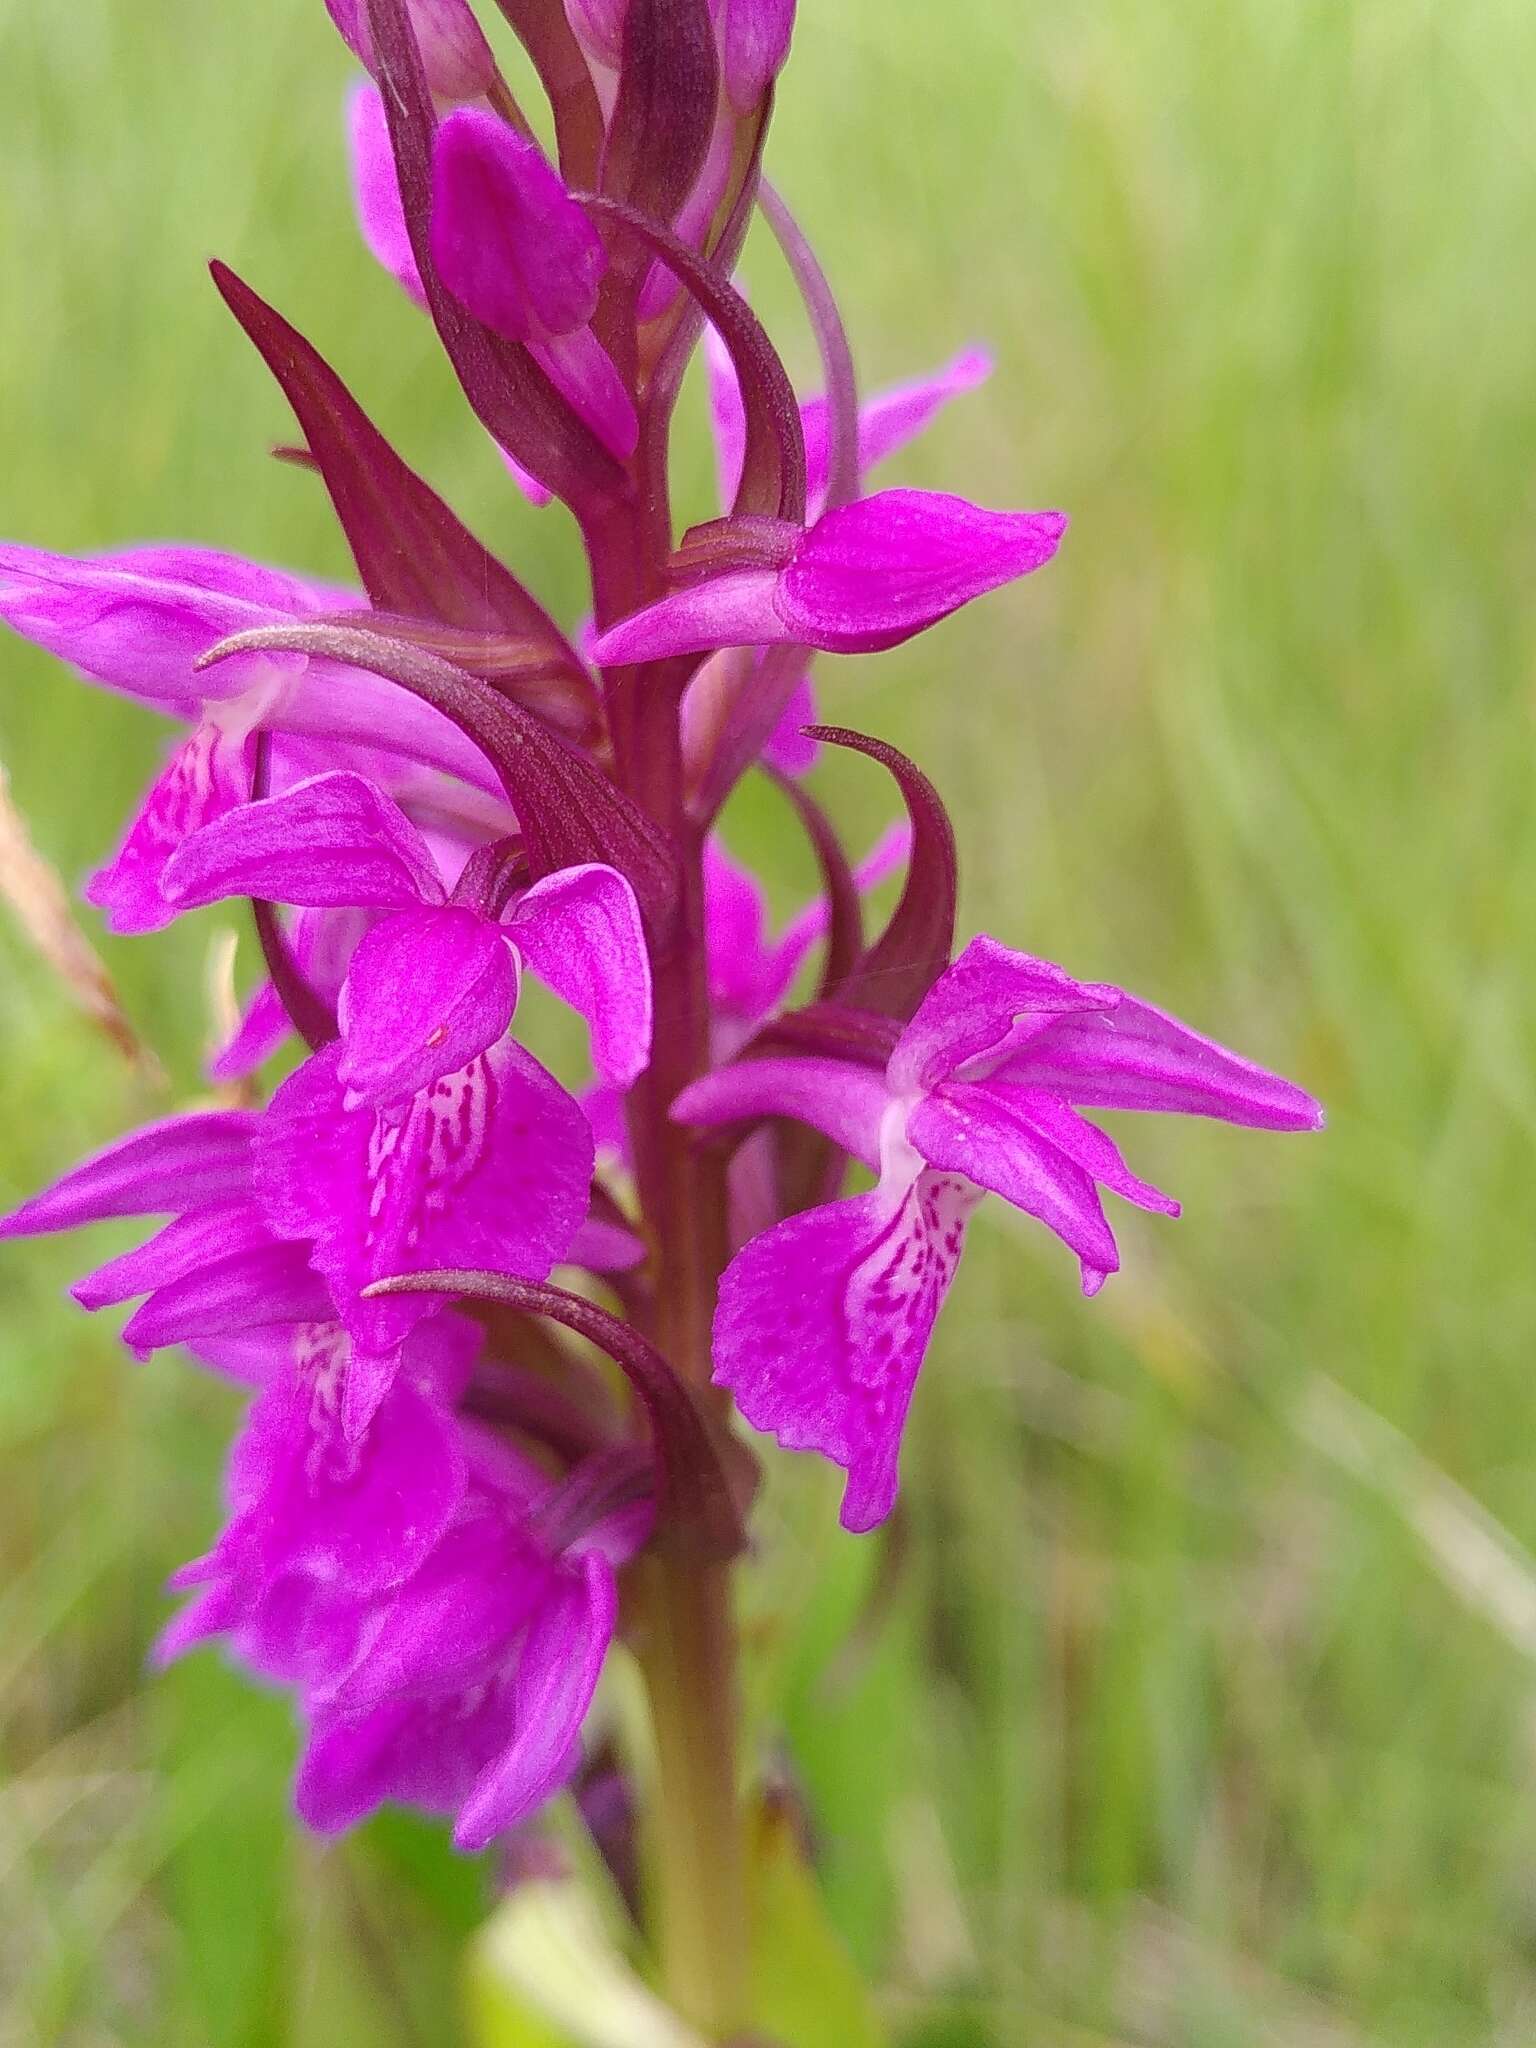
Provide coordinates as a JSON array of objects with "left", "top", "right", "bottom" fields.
[{"left": 0, "top": 0, "right": 1321, "bottom": 1857}]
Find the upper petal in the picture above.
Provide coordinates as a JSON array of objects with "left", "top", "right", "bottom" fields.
[
  {"left": 588, "top": 569, "right": 791, "bottom": 667},
  {"left": 775, "top": 491, "right": 1067, "bottom": 654},
  {"left": 163, "top": 770, "right": 446, "bottom": 913},
  {"left": 798, "top": 346, "right": 993, "bottom": 515},
  {"left": 509, "top": 863, "right": 652, "bottom": 1088},
  {"left": 852, "top": 348, "right": 993, "bottom": 485},
  {"left": 888, "top": 934, "right": 1116, "bottom": 1096},
  {"left": 976, "top": 1085, "right": 1181, "bottom": 1217},
  {"left": 120, "top": 1239, "right": 336, "bottom": 1358},
  {"left": 0, "top": 543, "right": 318, "bottom": 707},
  {"left": 257, "top": 654, "right": 504, "bottom": 795},
  {"left": 338, "top": 905, "right": 519, "bottom": 1106},
  {"left": 1013, "top": 995, "right": 1326, "bottom": 1132},
  {"left": 72, "top": 1198, "right": 276, "bottom": 1310},
  {"left": 671, "top": 1055, "right": 889, "bottom": 1172}
]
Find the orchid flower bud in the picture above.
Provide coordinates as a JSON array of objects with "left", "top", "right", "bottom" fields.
[
  {"left": 592, "top": 492, "right": 1069, "bottom": 663},
  {"left": 430, "top": 107, "right": 638, "bottom": 460},
  {"left": 714, "top": 0, "right": 794, "bottom": 111},
  {"left": 564, "top": 0, "right": 628, "bottom": 69},
  {"left": 430, "top": 108, "right": 606, "bottom": 343},
  {"left": 1, "top": 0, "right": 1325, "bottom": 1905},
  {"left": 325, "top": 0, "right": 497, "bottom": 103}
]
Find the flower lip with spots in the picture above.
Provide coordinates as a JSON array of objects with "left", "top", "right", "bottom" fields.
[{"left": 674, "top": 934, "right": 1322, "bottom": 1529}]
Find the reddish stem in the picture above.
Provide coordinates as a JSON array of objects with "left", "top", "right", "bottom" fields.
[{"left": 587, "top": 359, "right": 750, "bottom": 2037}]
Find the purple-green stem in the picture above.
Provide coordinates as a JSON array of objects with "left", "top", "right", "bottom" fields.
[{"left": 586, "top": 438, "right": 749, "bottom": 2036}]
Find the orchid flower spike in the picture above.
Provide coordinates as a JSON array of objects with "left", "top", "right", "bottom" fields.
[{"left": 675, "top": 936, "right": 1323, "bottom": 1531}]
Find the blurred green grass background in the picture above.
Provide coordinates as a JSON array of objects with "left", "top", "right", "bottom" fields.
[{"left": 4, "top": 0, "right": 1536, "bottom": 2040}]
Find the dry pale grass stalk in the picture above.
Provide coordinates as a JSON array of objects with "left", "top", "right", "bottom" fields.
[{"left": 0, "top": 756, "right": 163, "bottom": 1086}]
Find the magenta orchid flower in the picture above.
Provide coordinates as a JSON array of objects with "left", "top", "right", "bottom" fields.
[
  {"left": 157, "top": 1378, "right": 643, "bottom": 1849},
  {"left": 675, "top": 935, "right": 1323, "bottom": 1531},
  {"left": 161, "top": 767, "right": 653, "bottom": 1098},
  {"left": 591, "top": 491, "right": 1066, "bottom": 666},
  {"left": 689, "top": 336, "right": 995, "bottom": 776},
  {"left": 293, "top": 1434, "right": 643, "bottom": 1850},
  {"left": 4, "top": 1099, "right": 634, "bottom": 1853}
]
